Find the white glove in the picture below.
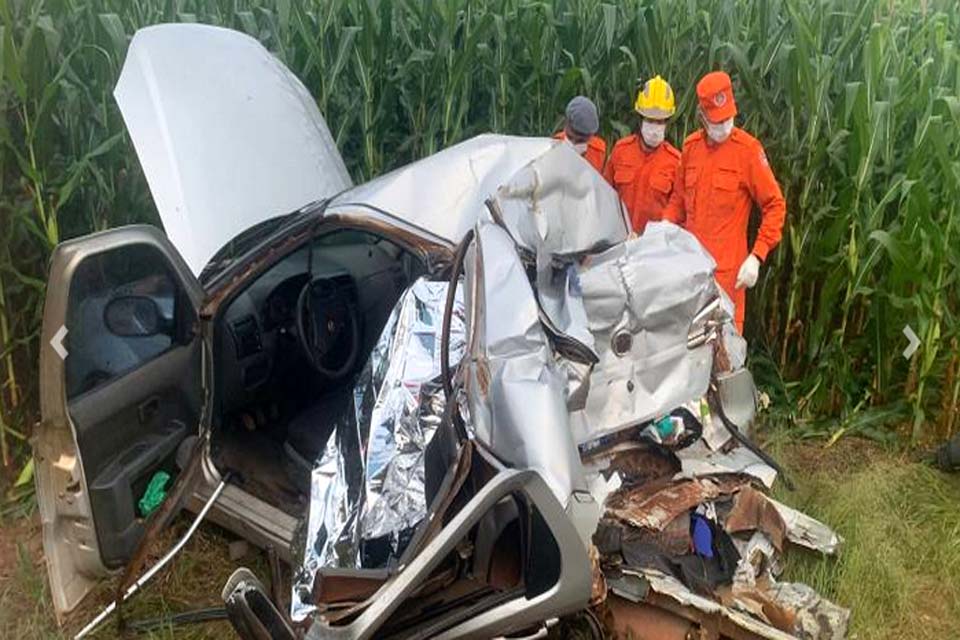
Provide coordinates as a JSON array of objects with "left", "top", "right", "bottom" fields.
[{"left": 735, "top": 254, "right": 761, "bottom": 289}]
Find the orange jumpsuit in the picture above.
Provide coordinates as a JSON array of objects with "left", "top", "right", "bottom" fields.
[
  {"left": 662, "top": 128, "right": 786, "bottom": 332},
  {"left": 553, "top": 131, "right": 607, "bottom": 173},
  {"left": 603, "top": 134, "right": 680, "bottom": 233}
]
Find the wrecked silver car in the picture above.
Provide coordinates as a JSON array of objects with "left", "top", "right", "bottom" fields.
[{"left": 36, "top": 23, "right": 847, "bottom": 640}]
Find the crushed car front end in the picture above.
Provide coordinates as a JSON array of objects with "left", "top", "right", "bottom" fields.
[{"left": 273, "top": 140, "right": 844, "bottom": 639}]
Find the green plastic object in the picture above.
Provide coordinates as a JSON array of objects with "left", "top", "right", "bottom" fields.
[
  {"left": 139, "top": 471, "right": 171, "bottom": 517},
  {"left": 655, "top": 415, "right": 675, "bottom": 438}
]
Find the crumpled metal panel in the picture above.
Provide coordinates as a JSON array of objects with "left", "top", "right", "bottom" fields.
[
  {"left": 731, "top": 531, "right": 783, "bottom": 589},
  {"left": 492, "top": 142, "right": 630, "bottom": 258},
  {"left": 674, "top": 440, "right": 778, "bottom": 489},
  {"left": 605, "top": 475, "right": 747, "bottom": 532},
  {"left": 291, "top": 278, "right": 465, "bottom": 621},
  {"left": 327, "top": 135, "right": 630, "bottom": 255},
  {"left": 768, "top": 497, "right": 843, "bottom": 555},
  {"left": 327, "top": 135, "right": 554, "bottom": 245},
  {"left": 763, "top": 581, "right": 850, "bottom": 639},
  {"left": 567, "top": 222, "right": 722, "bottom": 444},
  {"left": 623, "top": 567, "right": 797, "bottom": 640},
  {"left": 463, "top": 222, "right": 590, "bottom": 508}
]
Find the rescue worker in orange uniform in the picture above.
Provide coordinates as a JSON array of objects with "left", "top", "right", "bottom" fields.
[
  {"left": 554, "top": 95, "right": 606, "bottom": 172},
  {"left": 662, "top": 71, "right": 786, "bottom": 333},
  {"left": 604, "top": 76, "right": 680, "bottom": 233}
]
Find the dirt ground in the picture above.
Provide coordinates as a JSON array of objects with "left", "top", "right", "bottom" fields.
[
  {"left": 0, "top": 512, "right": 255, "bottom": 639},
  {"left": 2, "top": 438, "right": 959, "bottom": 639}
]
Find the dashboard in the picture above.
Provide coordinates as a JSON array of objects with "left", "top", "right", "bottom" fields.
[{"left": 215, "top": 233, "right": 418, "bottom": 414}]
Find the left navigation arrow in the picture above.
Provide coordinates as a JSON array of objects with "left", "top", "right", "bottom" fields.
[{"left": 51, "top": 325, "right": 68, "bottom": 360}]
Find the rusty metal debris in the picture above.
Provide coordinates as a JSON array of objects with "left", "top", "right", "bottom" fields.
[
  {"left": 716, "top": 574, "right": 851, "bottom": 640},
  {"left": 767, "top": 498, "right": 842, "bottom": 555},
  {"left": 724, "top": 487, "right": 788, "bottom": 553},
  {"left": 760, "top": 581, "right": 850, "bottom": 639},
  {"left": 606, "top": 477, "right": 730, "bottom": 531},
  {"left": 588, "top": 422, "right": 847, "bottom": 639}
]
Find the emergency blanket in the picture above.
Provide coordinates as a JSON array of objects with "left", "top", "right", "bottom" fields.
[{"left": 291, "top": 278, "right": 465, "bottom": 621}]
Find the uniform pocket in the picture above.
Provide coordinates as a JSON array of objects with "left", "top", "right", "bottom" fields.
[
  {"left": 650, "top": 171, "right": 673, "bottom": 195},
  {"left": 711, "top": 168, "right": 740, "bottom": 212},
  {"left": 614, "top": 167, "right": 636, "bottom": 185},
  {"left": 613, "top": 167, "right": 637, "bottom": 211}
]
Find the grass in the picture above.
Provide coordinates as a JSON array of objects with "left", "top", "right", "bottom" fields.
[
  {"left": 773, "top": 439, "right": 960, "bottom": 640},
  {"left": 0, "top": 505, "right": 269, "bottom": 639},
  {"left": 3, "top": 439, "right": 960, "bottom": 639}
]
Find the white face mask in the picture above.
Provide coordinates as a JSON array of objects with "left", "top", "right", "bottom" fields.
[
  {"left": 566, "top": 139, "right": 588, "bottom": 155},
  {"left": 640, "top": 120, "right": 667, "bottom": 148},
  {"left": 705, "top": 117, "right": 734, "bottom": 143}
]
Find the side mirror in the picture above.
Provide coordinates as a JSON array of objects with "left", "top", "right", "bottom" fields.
[{"left": 103, "top": 295, "right": 164, "bottom": 337}]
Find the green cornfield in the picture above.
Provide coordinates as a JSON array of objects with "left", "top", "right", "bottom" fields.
[{"left": 0, "top": 0, "right": 958, "bottom": 484}]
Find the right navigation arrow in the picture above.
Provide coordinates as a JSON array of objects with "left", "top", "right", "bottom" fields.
[{"left": 902, "top": 325, "right": 920, "bottom": 360}]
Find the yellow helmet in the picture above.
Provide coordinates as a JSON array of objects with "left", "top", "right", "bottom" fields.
[{"left": 634, "top": 75, "right": 676, "bottom": 119}]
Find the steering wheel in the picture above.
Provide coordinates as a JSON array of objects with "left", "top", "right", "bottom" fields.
[{"left": 295, "top": 277, "right": 361, "bottom": 380}]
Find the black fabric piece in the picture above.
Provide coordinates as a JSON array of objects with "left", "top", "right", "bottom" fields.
[
  {"left": 619, "top": 516, "right": 741, "bottom": 597},
  {"left": 670, "top": 406, "right": 704, "bottom": 449},
  {"left": 621, "top": 541, "right": 677, "bottom": 576},
  {"left": 360, "top": 534, "right": 393, "bottom": 568},
  {"left": 285, "top": 391, "right": 353, "bottom": 465},
  {"left": 593, "top": 521, "right": 623, "bottom": 557},
  {"left": 674, "top": 525, "right": 740, "bottom": 595},
  {"left": 360, "top": 526, "right": 416, "bottom": 569}
]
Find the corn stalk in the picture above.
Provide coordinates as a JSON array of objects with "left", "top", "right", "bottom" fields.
[{"left": 0, "top": 0, "right": 957, "bottom": 469}]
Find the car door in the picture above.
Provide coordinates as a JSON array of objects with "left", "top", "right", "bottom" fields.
[{"left": 34, "top": 225, "right": 204, "bottom": 619}]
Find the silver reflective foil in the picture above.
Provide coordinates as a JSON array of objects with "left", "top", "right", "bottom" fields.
[
  {"left": 360, "top": 281, "right": 466, "bottom": 543},
  {"left": 291, "top": 278, "right": 464, "bottom": 621}
]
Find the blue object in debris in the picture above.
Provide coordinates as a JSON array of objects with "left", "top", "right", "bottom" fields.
[{"left": 690, "top": 513, "right": 714, "bottom": 558}]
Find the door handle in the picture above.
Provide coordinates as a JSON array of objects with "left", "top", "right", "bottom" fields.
[{"left": 138, "top": 397, "right": 160, "bottom": 424}]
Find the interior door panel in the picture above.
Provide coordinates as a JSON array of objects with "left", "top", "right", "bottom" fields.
[
  {"left": 69, "top": 341, "right": 201, "bottom": 567},
  {"left": 35, "top": 224, "right": 204, "bottom": 616}
]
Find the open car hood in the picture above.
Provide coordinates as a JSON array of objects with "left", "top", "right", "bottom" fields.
[{"left": 115, "top": 24, "right": 352, "bottom": 275}]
